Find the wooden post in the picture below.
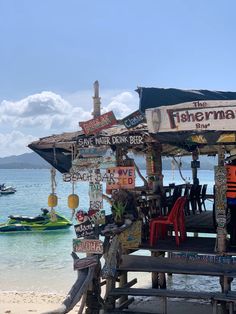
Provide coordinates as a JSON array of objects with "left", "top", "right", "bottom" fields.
[
  {"left": 215, "top": 145, "right": 227, "bottom": 254},
  {"left": 191, "top": 149, "right": 199, "bottom": 185},
  {"left": 116, "top": 148, "right": 129, "bottom": 306},
  {"left": 118, "top": 267, "right": 128, "bottom": 306},
  {"left": 192, "top": 149, "right": 199, "bottom": 238},
  {"left": 103, "top": 236, "right": 120, "bottom": 311},
  {"left": 216, "top": 146, "right": 229, "bottom": 314},
  {"left": 147, "top": 143, "right": 166, "bottom": 289}
]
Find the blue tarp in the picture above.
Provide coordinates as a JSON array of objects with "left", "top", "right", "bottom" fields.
[{"left": 137, "top": 87, "right": 236, "bottom": 113}]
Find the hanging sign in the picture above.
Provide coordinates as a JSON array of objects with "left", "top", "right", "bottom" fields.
[
  {"left": 73, "top": 239, "right": 104, "bottom": 254},
  {"left": 122, "top": 110, "right": 145, "bottom": 129},
  {"left": 106, "top": 166, "right": 135, "bottom": 190},
  {"left": 74, "top": 220, "right": 94, "bottom": 238},
  {"left": 74, "top": 255, "right": 98, "bottom": 270},
  {"left": 72, "top": 155, "right": 116, "bottom": 170},
  {"left": 89, "top": 182, "right": 103, "bottom": 210},
  {"left": 63, "top": 170, "right": 117, "bottom": 183},
  {"left": 88, "top": 209, "right": 106, "bottom": 225},
  {"left": 146, "top": 100, "right": 236, "bottom": 133},
  {"left": 79, "top": 111, "right": 117, "bottom": 135},
  {"left": 77, "top": 134, "right": 144, "bottom": 148},
  {"left": 72, "top": 157, "right": 103, "bottom": 169},
  {"left": 78, "top": 147, "right": 108, "bottom": 158}
]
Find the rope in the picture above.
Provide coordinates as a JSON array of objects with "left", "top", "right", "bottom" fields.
[
  {"left": 172, "top": 156, "right": 188, "bottom": 183},
  {"left": 50, "top": 167, "right": 57, "bottom": 194}
]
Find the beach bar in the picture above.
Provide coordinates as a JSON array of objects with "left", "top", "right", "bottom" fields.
[{"left": 29, "top": 84, "right": 236, "bottom": 314}]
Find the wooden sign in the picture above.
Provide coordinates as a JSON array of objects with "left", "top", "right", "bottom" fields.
[
  {"left": 89, "top": 182, "right": 103, "bottom": 210},
  {"left": 106, "top": 166, "right": 135, "bottom": 190},
  {"left": 72, "top": 155, "right": 116, "bottom": 170},
  {"left": 88, "top": 210, "right": 106, "bottom": 225},
  {"left": 74, "top": 255, "right": 98, "bottom": 270},
  {"left": 73, "top": 239, "right": 103, "bottom": 254},
  {"left": 146, "top": 100, "right": 236, "bottom": 133},
  {"left": 79, "top": 147, "right": 108, "bottom": 158},
  {"left": 63, "top": 170, "right": 117, "bottom": 183},
  {"left": 74, "top": 220, "right": 94, "bottom": 238},
  {"left": 79, "top": 111, "right": 117, "bottom": 135},
  {"left": 72, "top": 156, "right": 114, "bottom": 169},
  {"left": 77, "top": 134, "right": 144, "bottom": 148},
  {"left": 118, "top": 221, "right": 142, "bottom": 249},
  {"left": 72, "top": 157, "right": 103, "bottom": 169},
  {"left": 122, "top": 110, "right": 145, "bottom": 129}
]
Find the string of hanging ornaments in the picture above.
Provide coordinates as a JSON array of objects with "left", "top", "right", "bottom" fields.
[
  {"left": 48, "top": 167, "right": 58, "bottom": 221},
  {"left": 68, "top": 145, "right": 79, "bottom": 220}
]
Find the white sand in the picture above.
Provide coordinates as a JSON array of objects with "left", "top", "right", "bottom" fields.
[
  {"left": 0, "top": 291, "right": 80, "bottom": 314},
  {"left": 0, "top": 290, "right": 214, "bottom": 314}
]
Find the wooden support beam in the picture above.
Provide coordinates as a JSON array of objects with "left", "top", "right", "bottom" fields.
[
  {"left": 118, "top": 271, "right": 128, "bottom": 306},
  {"left": 117, "top": 297, "right": 135, "bottom": 310}
]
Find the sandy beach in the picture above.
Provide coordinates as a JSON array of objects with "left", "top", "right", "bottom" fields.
[
  {"left": 0, "top": 291, "right": 80, "bottom": 314},
  {"left": 0, "top": 290, "right": 213, "bottom": 314}
]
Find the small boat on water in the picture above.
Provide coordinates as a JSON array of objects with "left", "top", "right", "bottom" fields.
[
  {"left": 0, "top": 184, "right": 16, "bottom": 195},
  {"left": 0, "top": 208, "right": 72, "bottom": 232}
]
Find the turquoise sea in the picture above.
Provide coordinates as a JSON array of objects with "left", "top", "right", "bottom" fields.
[{"left": 0, "top": 168, "right": 224, "bottom": 295}]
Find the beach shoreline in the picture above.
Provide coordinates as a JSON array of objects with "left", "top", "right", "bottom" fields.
[
  {"left": 0, "top": 291, "right": 81, "bottom": 314},
  {"left": 0, "top": 290, "right": 213, "bottom": 314}
]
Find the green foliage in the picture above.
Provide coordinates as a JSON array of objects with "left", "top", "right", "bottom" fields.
[{"left": 112, "top": 201, "right": 127, "bottom": 222}]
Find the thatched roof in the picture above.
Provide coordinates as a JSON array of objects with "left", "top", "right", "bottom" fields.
[{"left": 29, "top": 87, "right": 236, "bottom": 173}]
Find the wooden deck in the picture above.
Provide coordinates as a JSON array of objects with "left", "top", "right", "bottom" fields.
[
  {"left": 140, "top": 236, "right": 217, "bottom": 254},
  {"left": 140, "top": 211, "right": 236, "bottom": 255},
  {"left": 118, "top": 254, "right": 236, "bottom": 277},
  {"left": 185, "top": 211, "right": 216, "bottom": 233}
]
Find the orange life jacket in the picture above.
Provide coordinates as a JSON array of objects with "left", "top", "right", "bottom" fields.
[{"left": 226, "top": 165, "right": 236, "bottom": 198}]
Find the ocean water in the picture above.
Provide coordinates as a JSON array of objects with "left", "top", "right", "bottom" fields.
[{"left": 0, "top": 168, "right": 224, "bottom": 294}]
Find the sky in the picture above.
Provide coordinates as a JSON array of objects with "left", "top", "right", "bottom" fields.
[{"left": 0, "top": 0, "right": 236, "bottom": 157}]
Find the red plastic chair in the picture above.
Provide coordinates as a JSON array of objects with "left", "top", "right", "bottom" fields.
[{"left": 149, "top": 196, "right": 187, "bottom": 246}]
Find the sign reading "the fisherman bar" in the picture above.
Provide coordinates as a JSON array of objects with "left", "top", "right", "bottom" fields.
[
  {"left": 77, "top": 134, "right": 144, "bottom": 148},
  {"left": 146, "top": 100, "right": 236, "bottom": 133}
]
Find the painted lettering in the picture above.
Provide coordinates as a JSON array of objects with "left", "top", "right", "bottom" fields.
[{"left": 168, "top": 108, "right": 236, "bottom": 129}]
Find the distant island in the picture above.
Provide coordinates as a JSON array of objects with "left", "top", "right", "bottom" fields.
[
  {"left": 0, "top": 152, "right": 216, "bottom": 170},
  {"left": 0, "top": 152, "right": 50, "bottom": 169}
]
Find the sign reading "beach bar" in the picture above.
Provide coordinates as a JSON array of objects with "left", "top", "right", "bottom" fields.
[
  {"left": 146, "top": 100, "right": 236, "bottom": 133},
  {"left": 79, "top": 111, "right": 117, "bottom": 135},
  {"left": 63, "top": 170, "right": 117, "bottom": 183}
]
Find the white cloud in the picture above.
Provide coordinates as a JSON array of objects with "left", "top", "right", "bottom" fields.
[
  {"left": 102, "top": 91, "right": 137, "bottom": 118},
  {"left": 0, "top": 89, "right": 139, "bottom": 156},
  {"left": 0, "top": 131, "right": 37, "bottom": 157},
  {"left": 0, "top": 91, "right": 75, "bottom": 130}
]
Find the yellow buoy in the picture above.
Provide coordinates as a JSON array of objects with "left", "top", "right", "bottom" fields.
[
  {"left": 68, "top": 194, "right": 79, "bottom": 209},
  {"left": 48, "top": 193, "right": 58, "bottom": 207}
]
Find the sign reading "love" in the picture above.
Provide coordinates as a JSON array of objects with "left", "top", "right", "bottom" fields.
[{"left": 106, "top": 166, "right": 135, "bottom": 190}]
